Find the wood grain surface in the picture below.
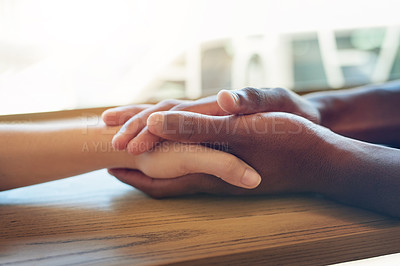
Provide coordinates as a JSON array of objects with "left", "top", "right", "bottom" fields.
[{"left": 1, "top": 170, "right": 400, "bottom": 265}]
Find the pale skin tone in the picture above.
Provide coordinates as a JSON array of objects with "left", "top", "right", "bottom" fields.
[
  {"left": 103, "top": 80, "right": 400, "bottom": 217},
  {"left": 0, "top": 123, "right": 260, "bottom": 191}
]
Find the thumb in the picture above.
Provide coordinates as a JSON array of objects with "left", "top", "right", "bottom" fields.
[
  {"left": 136, "top": 143, "right": 262, "bottom": 189},
  {"left": 147, "top": 111, "right": 231, "bottom": 144},
  {"left": 217, "top": 87, "right": 321, "bottom": 124},
  {"left": 217, "top": 87, "right": 294, "bottom": 115}
]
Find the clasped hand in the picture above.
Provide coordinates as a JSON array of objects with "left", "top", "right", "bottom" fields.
[{"left": 103, "top": 87, "right": 332, "bottom": 197}]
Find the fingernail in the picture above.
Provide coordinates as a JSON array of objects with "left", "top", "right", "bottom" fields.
[
  {"left": 147, "top": 112, "right": 164, "bottom": 126},
  {"left": 228, "top": 91, "right": 239, "bottom": 105},
  {"left": 241, "top": 169, "right": 261, "bottom": 188}
]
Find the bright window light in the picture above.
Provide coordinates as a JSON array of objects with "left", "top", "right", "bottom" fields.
[{"left": 0, "top": 0, "right": 399, "bottom": 115}]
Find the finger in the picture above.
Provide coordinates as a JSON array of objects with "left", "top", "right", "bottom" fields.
[
  {"left": 108, "top": 168, "right": 247, "bottom": 198},
  {"left": 102, "top": 104, "right": 153, "bottom": 126},
  {"left": 108, "top": 168, "right": 201, "bottom": 198},
  {"left": 171, "top": 95, "right": 228, "bottom": 116},
  {"left": 147, "top": 111, "right": 231, "bottom": 144},
  {"left": 112, "top": 100, "right": 183, "bottom": 150},
  {"left": 139, "top": 143, "right": 261, "bottom": 189},
  {"left": 180, "top": 145, "right": 261, "bottom": 189},
  {"left": 127, "top": 97, "right": 229, "bottom": 154},
  {"left": 126, "top": 127, "right": 163, "bottom": 154},
  {"left": 217, "top": 87, "right": 295, "bottom": 115}
]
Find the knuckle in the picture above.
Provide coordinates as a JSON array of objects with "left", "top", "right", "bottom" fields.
[
  {"left": 220, "top": 155, "right": 240, "bottom": 175},
  {"left": 180, "top": 115, "right": 197, "bottom": 140},
  {"left": 242, "top": 87, "right": 265, "bottom": 107},
  {"left": 272, "top": 87, "right": 289, "bottom": 96},
  {"left": 272, "top": 87, "right": 295, "bottom": 110}
]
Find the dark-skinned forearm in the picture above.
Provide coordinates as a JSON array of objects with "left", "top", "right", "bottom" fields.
[
  {"left": 305, "top": 80, "right": 400, "bottom": 146},
  {"left": 318, "top": 133, "right": 400, "bottom": 217}
]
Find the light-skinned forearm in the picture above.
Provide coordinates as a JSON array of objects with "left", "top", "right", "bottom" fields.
[
  {"left": 0, "top": 122, "right": 262, "bottom": 192},
  {"left": 0, "top": 123, "right": 134, "bottom": 191},
  {"left": 305, "top": 80, "right": 400, "bottom": 146}
]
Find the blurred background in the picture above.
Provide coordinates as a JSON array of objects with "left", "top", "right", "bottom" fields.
[{"left": 1, "top": 0, "right": 400, "bottom": 115}]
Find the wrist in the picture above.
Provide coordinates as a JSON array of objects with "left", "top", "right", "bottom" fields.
[
  {"left": 302, "top": 126, "right": 346, "bottom": 194},
  {"left": 312, "top": 132, "right": 400, "bottom": 217},
  {"left": 304, "top": 93, "right": 336, "bottom": 129},
  {"left": 85, "top": 125, "right": 137, "bottom": 169},
  {"left": 310, "top": 129, "right": 368, "bottom": 196}
]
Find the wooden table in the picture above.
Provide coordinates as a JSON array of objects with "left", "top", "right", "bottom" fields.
[{"left": 1, "top": 170, "right": 400, "bottom": 265}]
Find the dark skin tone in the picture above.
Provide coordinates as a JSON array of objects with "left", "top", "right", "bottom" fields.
[{"left": 104, "top": 80, "right": 400, "bottom": 217}]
